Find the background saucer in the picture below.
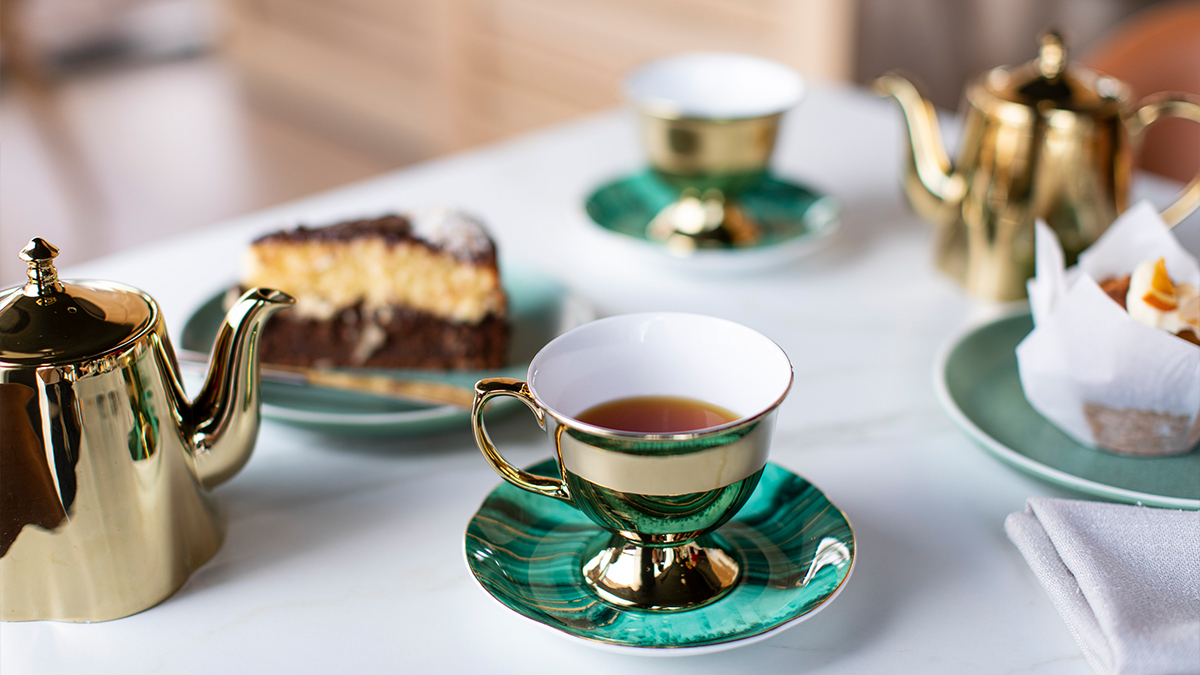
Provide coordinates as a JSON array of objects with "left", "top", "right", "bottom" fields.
[
  {"left": 464, "top": 460, "right": 855, "bottom": 654},
  {"left": 584, "top": 170, "right": 840, "bottom": 273},
  {"left": 936, "top": 311, "right": 1200, "bottom": 509},
  {"left": 179, "top": 263, "right": 593, "bottom": 436}
]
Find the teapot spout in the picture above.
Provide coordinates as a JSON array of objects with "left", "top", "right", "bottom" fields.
[
  {"left": 873, "top": 74, "right": 965, "bottom": 223},
  {"left": 190, "top": 288, "right": 293, "bottom": 489}
]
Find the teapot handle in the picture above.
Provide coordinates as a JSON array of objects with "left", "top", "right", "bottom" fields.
[{"left": 1127, "top": 93, "right": 1200, "bottom": 227}]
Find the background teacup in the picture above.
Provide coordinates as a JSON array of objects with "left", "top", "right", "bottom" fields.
[
  {"left": 472, "top": 312, "right": 793, "bottom": 611},
  {"left": 623, "top": 53, "right": 805, "bottom": 251}
]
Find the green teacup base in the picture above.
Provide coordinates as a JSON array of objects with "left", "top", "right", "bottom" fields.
[{"left": 564, "top": 458, "right": 763, "bottom": 611}]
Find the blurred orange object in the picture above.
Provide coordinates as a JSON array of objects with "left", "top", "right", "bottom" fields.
[{"left": 1085, "top": 1, "right": 1200, "bottom": 184}]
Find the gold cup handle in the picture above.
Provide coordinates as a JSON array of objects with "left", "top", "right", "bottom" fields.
[
  {"left": 472, "top": 377, "right": 572, "bottom": 503},
  {"left": 1128, "top": 93, "right": 1200, "bottom": 227}
]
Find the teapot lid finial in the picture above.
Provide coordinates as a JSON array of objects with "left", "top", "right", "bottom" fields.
[
  {"left": 2, "top": 238, "right": 155, "bottom": 366},
  {"left": 1037, "top": 31, "right": 1067, "bottom": 80},
  {"left": 978, "top": 29, "right": 1126, "bottom": 113},
  {"left": 20, "top": 238, "right": 65, "bottom": 302}
]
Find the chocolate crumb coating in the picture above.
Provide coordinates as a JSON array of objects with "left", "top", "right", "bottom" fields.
[{"left": 252, "top": 214, "right": 497, "bottom": 267}]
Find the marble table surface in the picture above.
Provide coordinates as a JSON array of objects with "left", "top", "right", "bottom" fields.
[{"left": 3, "top": 82, "right": 1197, "bottom": 675}]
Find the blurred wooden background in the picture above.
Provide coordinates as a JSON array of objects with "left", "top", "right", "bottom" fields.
[
  {"left": 0, "top": 0, "right": 1190, "bottom": 284},
  {"left": 220, "top": 0, "right": 856, "bottom": 161}
]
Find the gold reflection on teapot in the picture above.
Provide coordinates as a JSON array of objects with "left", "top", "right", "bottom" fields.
[
  {"left": 877, "top": 31, "right": 1200, "bottom": 301},
  {"left": 0, "top": 239, "right": 293, "bottom": 622}
]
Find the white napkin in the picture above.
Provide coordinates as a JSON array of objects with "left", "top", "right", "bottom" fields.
[{"left": 1006, "top": 498, "right": 1200, "bottom": 675}]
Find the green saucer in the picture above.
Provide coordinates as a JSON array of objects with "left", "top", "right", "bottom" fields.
[
  {"left": 464, "top": 460, "right": 855, "bottom": 654},
  {"left": 584, "top": 170, "right": 839, "bottom": 270},
  {"left": 936, "top": 312, "right": 1200, "bottom": 509}
]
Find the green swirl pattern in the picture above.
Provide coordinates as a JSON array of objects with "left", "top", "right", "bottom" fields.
[{"left": 464, "top": 460, "right": 855, "bottom": 650}]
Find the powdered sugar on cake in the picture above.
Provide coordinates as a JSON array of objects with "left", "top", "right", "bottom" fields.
[{"left": 410, "top": 207, "right": 495, "bottom": 262}]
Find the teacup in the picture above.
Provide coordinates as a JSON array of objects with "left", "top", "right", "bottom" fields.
[
  {"left": 472, "top": 312, "right": 793, "bottom": 611},
  {"left": 625, "top": 51, "right": 805, "bottom": 181},
  {"left": 622, "top": 52, "right": 805, "bottom": 251}
]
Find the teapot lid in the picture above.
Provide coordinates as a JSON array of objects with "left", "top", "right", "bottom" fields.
[
  {"left": 0, "top": 239, "right": 156, "bottom": 366},
  {"left": 979, "top": 31, "right": 1128, "bottom": 112}
]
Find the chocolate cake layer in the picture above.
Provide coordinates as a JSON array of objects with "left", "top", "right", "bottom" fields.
[{"left": 257, "top": 304, "right": 509, "bottom": 370}]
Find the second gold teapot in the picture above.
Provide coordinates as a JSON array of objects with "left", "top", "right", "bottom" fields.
[{"left": 877, "top": 31, "right": 1200, "bottom": 301}]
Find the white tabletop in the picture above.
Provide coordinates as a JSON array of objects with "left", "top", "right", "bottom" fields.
[{"left": 4, "top": 83, "right": 1197, "bottom": 674}]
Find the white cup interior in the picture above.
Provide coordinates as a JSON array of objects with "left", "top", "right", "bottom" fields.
[
  {"left": 623, "top": 52, "right": 805, "bottom": 120},
  {"left": 528, "top": 313, "right": 792, "bottom": 427}
]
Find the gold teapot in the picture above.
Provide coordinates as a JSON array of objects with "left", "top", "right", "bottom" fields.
[
  {"left": 876, "top": 31, "right": 1200, "bottom": 301},
  {"left": 0, "top": 239, "right": 293, "bottom": 622}
]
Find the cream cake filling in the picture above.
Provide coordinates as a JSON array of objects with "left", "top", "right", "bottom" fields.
[
  {"left": 242, "top": 239, "right": 504, "bottom": 323},
  {"left": 1126, "top": 258, "right": 1200, "bottom": 338}
]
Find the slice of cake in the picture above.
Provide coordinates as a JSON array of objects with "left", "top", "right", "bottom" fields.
[{"left": 241, "top": 209, "right": 508, "bottom": 369}]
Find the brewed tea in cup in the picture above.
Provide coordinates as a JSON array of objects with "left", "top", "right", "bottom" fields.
[{"left": 472, "top": 312, "right": 792, "bottom": 610}]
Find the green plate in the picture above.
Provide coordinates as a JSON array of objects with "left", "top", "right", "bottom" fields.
[
  {"left": 584, "top": 170, "right": 839, "bottom": 271},
  {"left": 464, "top": 460, "right": 855, "bottom": 654},
  {"left": 935, "top": 312, "right": 1200, "bottom": 509},
  {"left": 180, "top": 264, "right": 592, "bottom": 436}
]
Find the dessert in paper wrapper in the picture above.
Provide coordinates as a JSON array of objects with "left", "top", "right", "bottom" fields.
[{"left": 1017, "top": 201, "right": 1200, "bottom": 455}]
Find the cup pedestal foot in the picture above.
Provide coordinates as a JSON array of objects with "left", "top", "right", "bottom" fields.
[
  {"left": 581, "top": 532, "right": 741, "bottom": 611},
  {"left": 646, "top": 188, "right": 762, "bottom": 253}
]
